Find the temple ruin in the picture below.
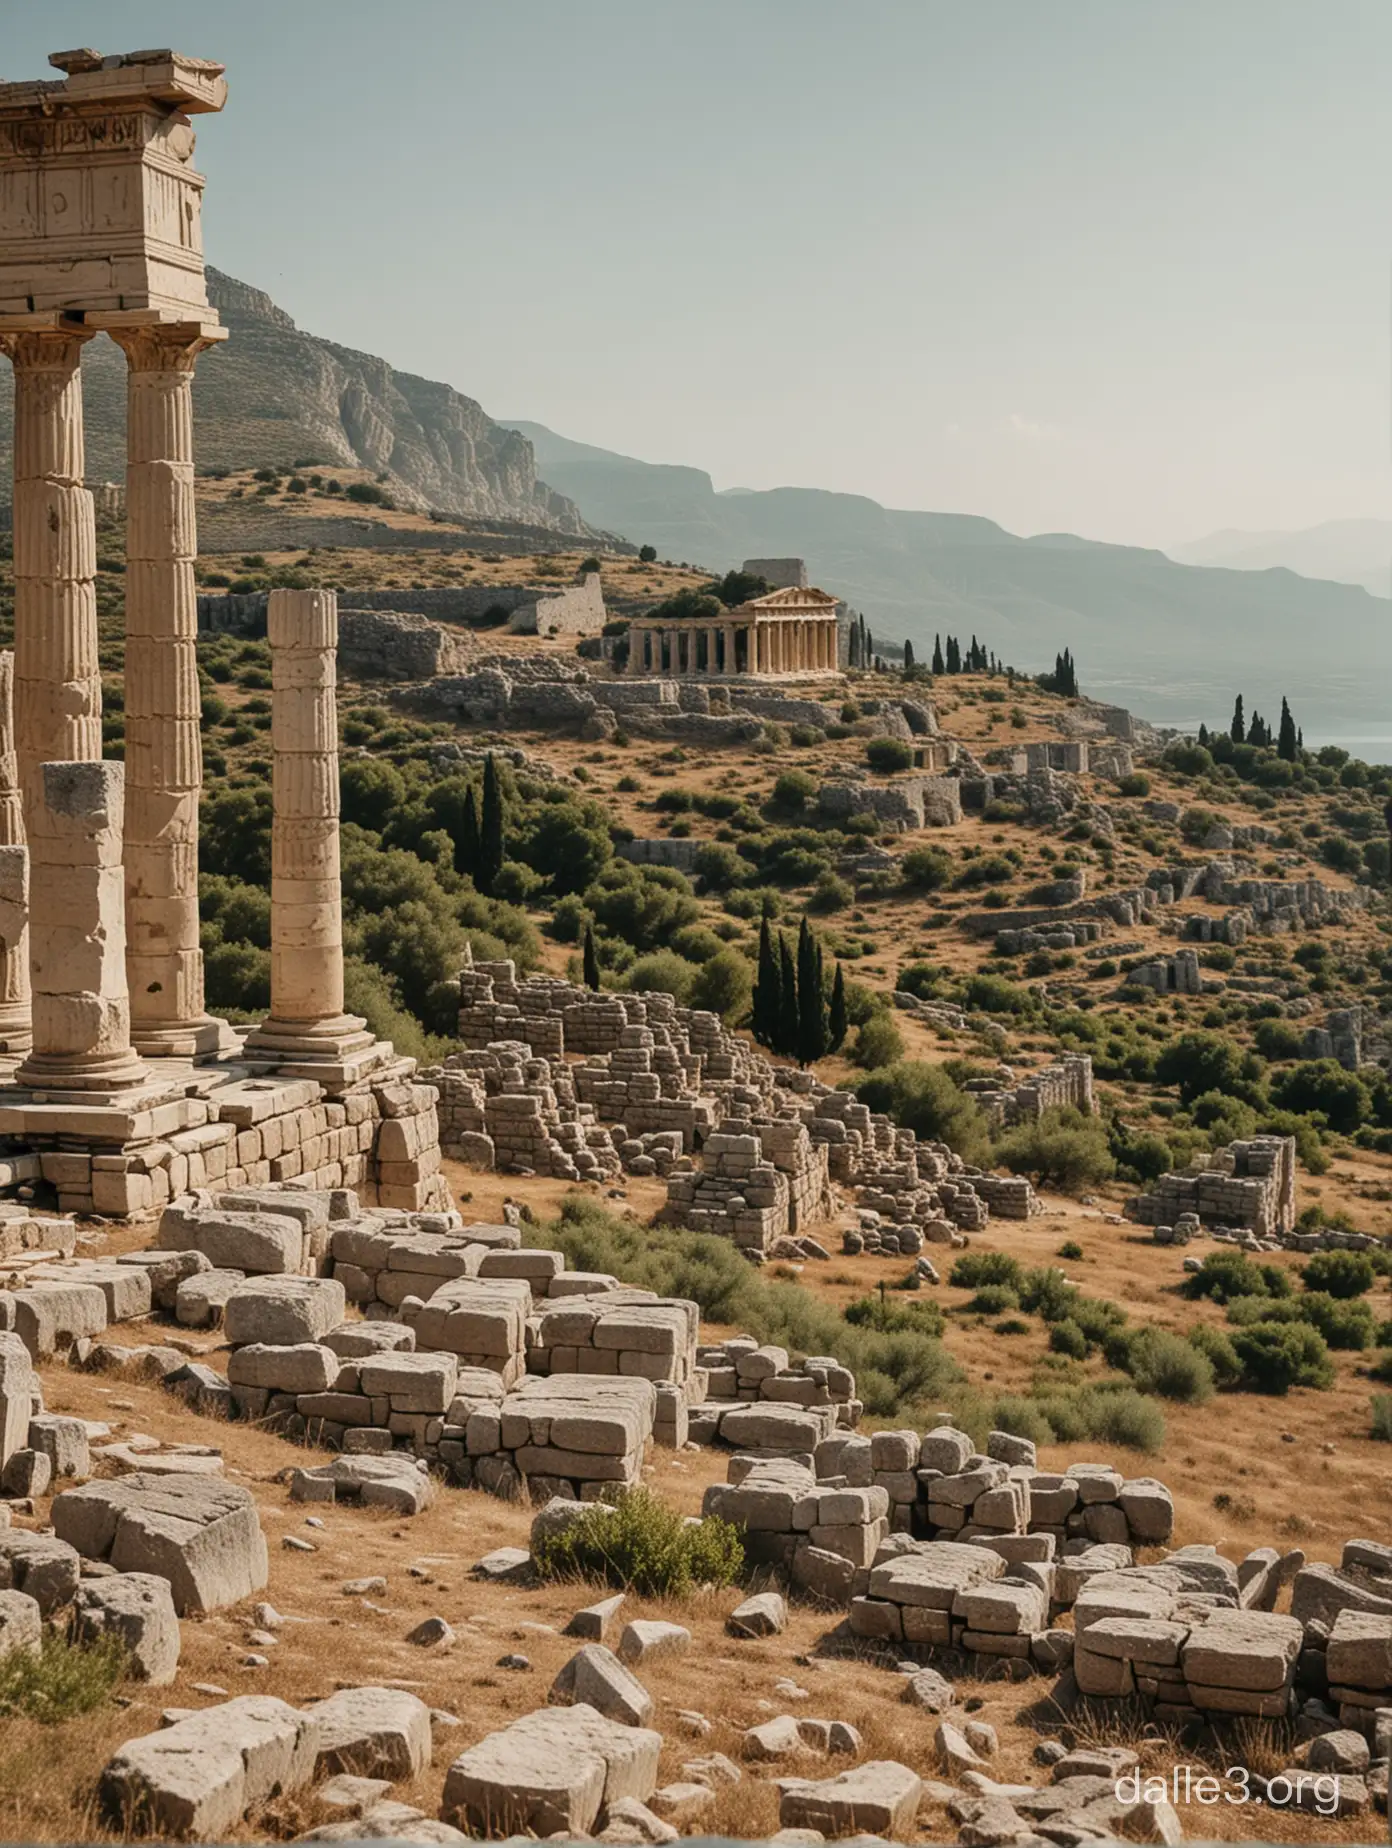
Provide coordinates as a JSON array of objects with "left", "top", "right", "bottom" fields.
[
  {"left": 627, "top": 584, "right": 841, "bottom": 678},
  {"left": 0, "top": 49, "right": 445, "bottom": 1217}
]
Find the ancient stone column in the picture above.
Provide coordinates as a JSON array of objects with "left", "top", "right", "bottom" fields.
[
  {"left": 16, "top": 761, "right": 150, "bottom": 1093},
  {"left": 0, "top": 324, "right": 101, "bottom": 831},
  {"left": 0, "top": 654, "right": 31, "bottom": 1053},
  {"left": 628, "top": 627, "right": 647, "bottom": 675},
  {"left": 245, "top": 589, "right": 374, "bottom": 1071},
  {"left": 112, "top": 323, "right": 231, "bottom": 1057}
]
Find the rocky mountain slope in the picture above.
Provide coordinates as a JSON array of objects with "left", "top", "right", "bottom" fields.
[
  {"left": 1171, "top": 518, "right": 1392, "bottom": 598},
  {"left": 510, "top": 421, "right": 1392, "bottom": 742},
  {"left": 0, "top": 271, "right": 590, "bottom": 536}
]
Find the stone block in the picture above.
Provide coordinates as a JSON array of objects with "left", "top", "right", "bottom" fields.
[
  {"left": 71, "top": 1573, "right": 180, "bottom": 1683},
  {"left": 222, "top": 1276, "right": 346, "bottom": 1347},
  {"left": 308, "top": 1686, "right": 434, "bottom": 1781},
  {"left": 441, "top": 1703, "right": 662, "bottom": 1839},
  {"left": 52, "top": 1474, "right": 268, "bottom": 1614},
  {"left": 551, "top": 1643, "right": 654, "bottom": 1727},
  {"left": 777, "top": 1761, "right": 923, "bottom": 1838}
]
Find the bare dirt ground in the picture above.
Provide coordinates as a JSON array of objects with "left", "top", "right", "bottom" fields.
[{"left": 1, "top": 1143, "right": 1385, "bottom": 1842}]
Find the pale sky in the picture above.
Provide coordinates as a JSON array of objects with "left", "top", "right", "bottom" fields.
[{"left": 9, "top": 1, "right": 1392, "bottom": 547}]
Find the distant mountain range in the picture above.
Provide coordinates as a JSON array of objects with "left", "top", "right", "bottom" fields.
[
  {"left": 1169, "top": 520, "right": 1392, "bottom": 599},
  {"left": 508, "top": 420, "right": 1392, "bottom": 740}
]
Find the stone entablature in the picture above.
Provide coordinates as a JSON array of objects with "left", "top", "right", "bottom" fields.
[{"left": 628, "top": 585, "right": 840, "bottom": 679}]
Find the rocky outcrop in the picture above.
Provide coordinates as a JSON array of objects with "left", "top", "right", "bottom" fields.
[{"left": 0, "top": 269, "right": 591, "bottom": 535}]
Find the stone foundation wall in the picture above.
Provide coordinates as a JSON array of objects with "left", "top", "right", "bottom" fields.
[
  {"left": 338, "top": 608, "right": 475, "bottom": 680},
  {"left": 1127, "top": 1134, "right": 1297, "bottom": 1238}
]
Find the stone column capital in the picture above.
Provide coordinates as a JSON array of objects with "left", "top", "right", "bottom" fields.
[
  {"left": 0, "top": 322, "right": 95, "bottom": 372},
  {"left": 107, "top": 321, "right": 226, "bottom": 373}
]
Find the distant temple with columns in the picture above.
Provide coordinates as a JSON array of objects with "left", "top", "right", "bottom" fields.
[{"left": 626, "top": 583, "right": 842, "bottom": 679}]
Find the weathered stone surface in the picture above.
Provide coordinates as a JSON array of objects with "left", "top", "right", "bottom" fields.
[
  {"left": 0, "top": 1588, "right": 40, "bottom": 1658},
  {"left": 1326, "top": 1609, "right": 1392, "bottom": 1690},
  {"left": 52, "top": 1474, "right": 268, "bottom": 1614},
  {"left": 727, "top": 1591, "right": 787, "bottom": 1638},
  {"left": 157, "top": 1207, "right": 305, "bottom": 1276},
  {"left": 309, "top": 1687, "right": 433, "bottom": 1780},
  {"left": 902, "top": 1665, "right": 956, "bottom": 1712},
  {"left": 227, "top": 1343, "right": 337, "bottom": 1395},
  {"left": 564, "top": 1592, "right": 625, "bottom": 1641},
  {"left": 99, "top": 1696, "right": 320, "bottom": 1839},
  {"left": 777, "top": 1760, "right": 923, "bottom": 1837},
  {"left": 440, "top": 1702, "right": 662, "bottom": 1838},
  {"left": 1181, "top": 1608, "right": 1303, "bottom": 1692},
  {"left": 617, "top": 1619, "right": 691, "bottom": 1666},
  {"left": 551, "top": 1643, "right": 654, "bottom": 1726},
  {"left": 72, "top": 1573, "right": 180, "bottom": 1682},
  {"left": 0, "top": 1530, "right": 80, "bottom": 1613},
  {"left": 290, "top": 1455, "right": 435, "bottom": 1516},
  {"left": 222, "top": 1276, "right": 346, "bottom": 1348}
]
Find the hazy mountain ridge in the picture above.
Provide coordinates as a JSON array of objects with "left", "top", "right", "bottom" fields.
[
  {"left": 507, "top": 418, "right": 1392, "bottom": 734},
  {"left": 1170, "top": 519, "right": 1392, "bottom": 599}
]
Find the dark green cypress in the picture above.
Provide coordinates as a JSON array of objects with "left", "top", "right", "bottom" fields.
[
  {"left": 1230, "top": 695, "right": 1245, "bottom": 743},
  {"left": 752, "top": 918, "right": 781, "bottom": 1047},
  {"left": 479, "top": 752, "right": 506, "bottom": 895},
  {"left": 796, "top": 918, "right": 827, "bottom": 1066},
  {"left": 582, "top": 923, "right": 600, "bottom": 990},
  {"left": 828, "top": 961, "right": 848, "bottom": 1052},
  {"left": 904, "top": 638, "right": 915, "bottom": 671},
  {"left": 777, "top": 935, "right": 800, "bottom": 1057},
  {"left": 932, "top": 634, "right": 945, "bottom": 675},
  {"left": 1277, "top": 696, "right": 1298, "bottom": 761},
  {"left": 458, "top": 784, "right": 481, "bottom": 875}
]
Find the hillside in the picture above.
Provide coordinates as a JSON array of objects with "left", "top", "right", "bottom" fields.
[
  {"left": 510, "top": 421, "right": 1392, "bottom": 744},
  {"left": 0, "top": 271, "right": 592, "bottom": 537},
  {"left": 1172, "top": 518, "right": 1392, "bottom": 599}
]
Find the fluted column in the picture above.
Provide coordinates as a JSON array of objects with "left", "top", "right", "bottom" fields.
[
  {"left": 16, "top": 761, "right": 149, "bottom": 1093},
  {"left": 0, "top": 324, "right": 101, "bottom": 833},
  {"left": 246, "top": 589, "right": 374, "bottom": 1071},
  {"left": 0, "top": 654, "right": 30, "bottom": 1053},
  {"left": 112, "top": 323, "right": 231, "bottom": 1058}
]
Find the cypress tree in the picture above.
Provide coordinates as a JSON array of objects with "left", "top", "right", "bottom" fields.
[
  {"left": 777, "top": 936, "right": 800, "bottom": 1057},
  {"left": 828, "top": 961, "right": 848, "bottom": 1052},
  {"left": 1230, "top": 695, "right": 1245, "bottom": 743},
  {"left": 932, "top": 634, "right": 945, "bottom": 675},
  {"left": 864, "top": 626, "right": 875, "bottom": 662},
  {"left": 478, "top": 753, "right": 505, "bottom": 894},
  {"left": 904, "top": 638, "right": 915, "bottom": 671},
  {"left": 752, "top": 918, "right": 780, "bottom": 1047},
  {"left": 582, "top": 923, "right": 600, "bottom": 990},
  {"left": 796, "top": 918, "right": 827, "bottom": 1066},
  {"left": 1198, "top": 721, "right": 1210, "bottom": 746},
  {"left": 1277, "top": 697, "right": 1298, "bottom": 761},
  {"left": 458, "top": 784, "right": 481, "bottom": 875}
]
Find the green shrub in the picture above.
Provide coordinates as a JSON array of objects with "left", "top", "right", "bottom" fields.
[
  {"left": 1372, "top": 1395, "right": 1392, "bottom": 1442},
  {"left": 1030, "top": 1384, "right": 1166, "bottom": 1452},
  {"left": 1253, "top": 1019, "right": 1304, "bottom": 1061},
  {"left": 949, "top": 1252, "right": 1024, "bottom": 1291},
  {"left": 1049, "top": 1318, "right": 1089, "bottom": 1358},
  {"left": 532, "top": 1489, "right": 743, "bottom": 1595},
  {"left": 987, "top": 1397, "right": 1055, "bottom": 1449},
  {"left": 1269, "top": 1060, "right": 1371, "bottom": 1135},
  {"left": 625, "top": 949, "right": 700, "bottom": 1005},
  {"left": 1056, "top": 1240, "right": 1084, "bottom": 1261},
  {"left": 1117, "top": 772, "right": 1151, "bottom": 797},
  {"left": 853, "top": 1013, "right": 906, "bottom": 1069},
  {"left": 1230, "top": 1320, "right": 1335, "bottom": 1393},
  {"left": 1187, "top": 1323, "right": 1243, "bottom": 1387},
  {"left": 1122, "top": 1326, "right": 1215, "bottom": 1403},
  {"left": 1302, "top": 1250, "right": 1375, "bottom": 1298},
  {"left": 969, "top": 1284, "right": 1021, "bottom": 1315},
  {"left": 993, "top": 1107, "right": 1115, "bottom": 1192},
  {"left": 0, "top": 1630, "right": 127, "bottom": 1723},
  {"left": 1017, "top": 1266, "right": 1083, "bottom": 1322},
  {"left": 1067, "top": 1293, "right": 1129, "bottom": 1345},
  {"left": 1182, "top": 1249, "right": 1289, "bottom": 1305},
  {"left": 771, "top": 769, "right": 818, "bottom": 812},
  {"left": 855, "top": 1062, "right": 992, "bottom": 1162},
  {"left": 808, "top": 872, "right": 853, "bottom": 913},
  {"left": 1297, "top": 1291, "right": 1376, "bottom": 1350},
  {"left": 901, "top": 847, "right": 954, "bottom": 891},
  {"left": 865, "top": 736, "right": 913, "bottom": 773},
  {"left": 962, "top": 973, "right": 1034, "bottom": 1015}
]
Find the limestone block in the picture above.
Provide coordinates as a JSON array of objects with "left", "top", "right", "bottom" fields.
[
  {"left": 1326, "top": 1609, "right": 1392, "bottom": 1690},
  {"left": 227, "top": 1344, "right": 338, "bottom": 1395},
  {"left": 1118, "top": 1476, "right": 1175, "bottom": 1543},
  {"left": 551, "top": 1643, "right": 655, "bottom": 1726},
  {"left": 28, "top": 1412, "right": 88, "bottom": 1479},
  {"left": 0, "top": 1589, "right": 40, "bottom": 1659},
  {"left": 290, "top": 1455, "right": 435, "bottom": 1516},
  {"left": 157, "top": 1206, "right": 304, "bottom": 1274},
  {"left": 357, "top": 1352, "right": 458, "bottom": 1414},
  {"left": 867, "top": 1544, "right": 1004, "bottom": 1611},
  {"left": 618, "top": 1620, "right": 691, "bottom": 1667},
  {"left": 412, "top": 1276, "right": 529, "bottom": 1362},
  {"left": 309, "top": 1686, "right": 433, "bottom": 1780},
  {"left": 51, "top": 1474, "right": 268, "bottom": 1614},
  {"left": 777, "top": 1761, "right": 923, "bottom": 1839},
  {"left": 71, "top": 1573, "right": 180, "bottom": 1683},
  {"left": 12, "top": 1281, "right": 107, "bottom": 1357},
  {"left": 0, "top": 1331, "right": 35, "bottom": 1468},
  {"left": 1181, "top": 1609, "right": 1303, "bottom": 1692},
  {"left": 0, "top": 1531, "right": 80, "bottom": 1613},
  {"left": 99, "top": 1696, "right": 320, "bottom": 1840},
  {"left": 441, "top": 1703, "right": 662, "bottom": 1838},
  {"left": 728, "top": 1592, "right": 788, "bottom": 1638},
  {"left": 115, "top": 1247, "right": 213, "bottom": 1312},
  {"left": 222, "top": 1276, "right": 345, "bottom": 1347},
  {"left": 175, "top": 1268, "right": 245, "bottom": 1328}
]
